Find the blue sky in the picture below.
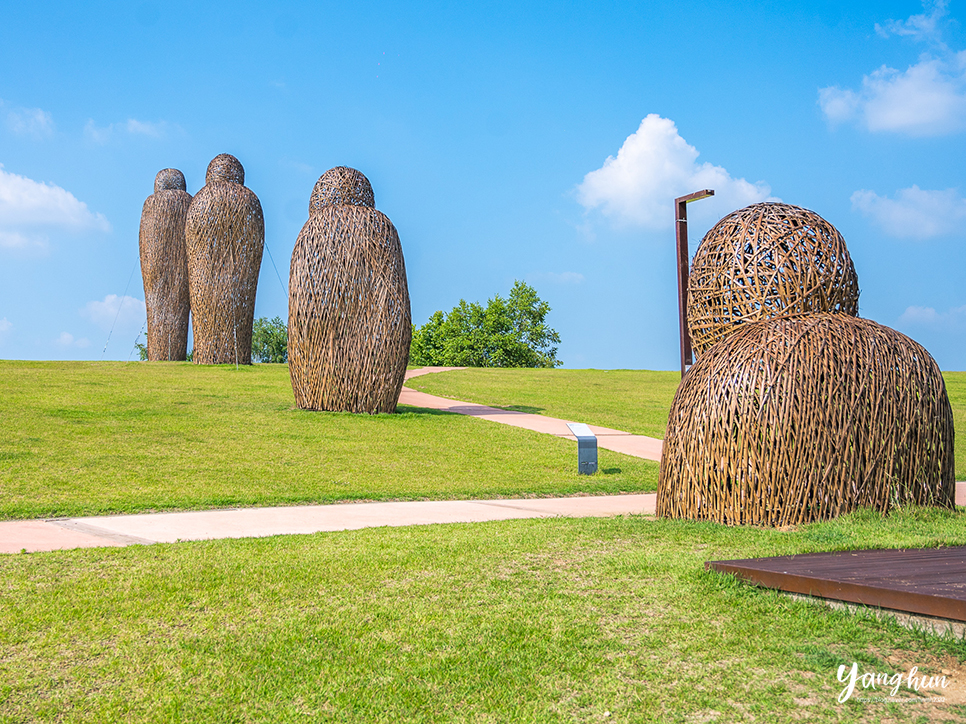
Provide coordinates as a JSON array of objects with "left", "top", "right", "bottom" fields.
[{"left": 1, "top": 0, "right": 964, "bottom": 370}]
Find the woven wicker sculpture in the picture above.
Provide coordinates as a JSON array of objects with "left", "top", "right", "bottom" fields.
[
  {"left": 657, "top": 313, "right": 955, "bottom": 526},
  {"left": 185, "top": 154, "right": 264, "bottom": 365},
  {"left": 288, "top": 166, "right": 411, "bottom": 413},
  {"left": 139, "top": 169, "right": 192, "bottom": 360},
  {"left": 687, "top": 202, "right": 859, "bottom": 356}
]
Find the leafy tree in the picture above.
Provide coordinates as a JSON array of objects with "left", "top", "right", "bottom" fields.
[
  {"left": 410, "top": 281, "right": 561, "bottom": 368},
  {"left": 410, "top": 310, "right": 447, "bottom": 366},
  {"left": 252, "top": 316, "right": 288, "bottom": 363}
]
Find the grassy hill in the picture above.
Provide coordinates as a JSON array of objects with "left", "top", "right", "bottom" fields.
[
  {"left": 411, "top": 368, "right": 966, "bottom": 480},
  {"left": 0, "top": 361, "right": 657, "bottom": 520}
]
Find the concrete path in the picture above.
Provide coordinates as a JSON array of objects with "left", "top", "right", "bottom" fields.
[
  {"left": 400, "top": 368, "right": 664, "bottom": 461},
  {"left": 0, "top": 495, "right": 657, "bottom": 554}
]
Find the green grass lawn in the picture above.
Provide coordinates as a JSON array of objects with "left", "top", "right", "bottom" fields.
[
  {"left": 2, "top": 508, "right": 965, "bottom": 723},
  {"left": 3, "top": 362, "right": 965, "bottom": 722},
  {"left": 411, "top": 368, "right": 966, "bottom": 479},
  {"left": 0, "top": 361, "right": 657, "bottom": 520},
  {"left": 409, "top": 368, "right": 680, "bottom": 439},
  {"left": 947, "top": 373, "right": 966, "bottom": 479}
]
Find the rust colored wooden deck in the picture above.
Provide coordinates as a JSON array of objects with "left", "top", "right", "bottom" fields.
[{"left": 707, "top": 547, "right": 966, "bottom": 622}]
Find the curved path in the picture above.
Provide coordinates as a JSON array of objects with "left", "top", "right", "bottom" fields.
[{"left": 401, "top": 367, "right": 663, "bottom": 461}]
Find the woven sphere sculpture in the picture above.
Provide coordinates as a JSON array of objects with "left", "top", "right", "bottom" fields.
[
  {"left": 139, "top": 168, "right": 192, "bottom": 361},
  {"left": 288, "top": 166, "right": 411, "bottom": 413},
  {"left": 687, "top": 202, "right": 859, "bottom": 356},
  {"left": 185, "top": 154, "right": 264, "bottom": 365},
  {"left": 658, "top": 313, "right": 955, "bottom": 527}
]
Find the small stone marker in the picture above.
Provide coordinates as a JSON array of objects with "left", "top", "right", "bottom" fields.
[{"left": 566, "top": 422, "right": 598, "bottom": 475}]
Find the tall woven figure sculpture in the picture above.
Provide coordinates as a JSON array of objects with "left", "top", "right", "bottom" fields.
[
  {"left": 288, "top": 166, "right": 411, "bottom": 413},
  {"left": 139, "top": 169, "right": 192, "bottom": 360},
  {"left": 687, "top": 202, "right": 859, "bottom": 356},
  {"left": 185, "top": 154, "right": 264, "bottom": 365},
  {"left": 657, "top": 313, "right": 955, "bottom": 526}
]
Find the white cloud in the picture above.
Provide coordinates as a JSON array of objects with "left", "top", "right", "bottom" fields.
[
  {"left": 820, "top": 2, "right": 966, "bottom": 136},
  {"left": 818, "top": 87, "right": 860, "bottom": 124},
  {"left": 851, "top": 185, "right": 966, "bottom": 239},
  {"left": 575, "top": 114, "right": 773, "bottom": 230},
  {"left": 876, "top": 0, "right": 948, "bottom": 44},
  {"left": 85, "top": 117, "right": 171, "bottom": 144},
  {"left": 0, "top": 165, "right": 110, "bottom": 251},
  {"left": 4, "top": 105, "right": 54, "bottom": 138},
  {"left": 898, "top": 304, "right": 966, "bottom": 331},
  {"left": 0, "top": 229, "right": 45, "bottom": 250},
  {"left": 0, "top": 318, "right": 11, "bottom": 336},
  {"left": 0, "top": 165, "right": 110, "bottom": 230},
  {"left": 81, "top": 294, "right": 146, "bottom": 331},
  {"left": 55, "top": 331, "right": 90, "bottom": 348},
  {"left": 820, "top": 55, "right": 966, "bottom": 135}
]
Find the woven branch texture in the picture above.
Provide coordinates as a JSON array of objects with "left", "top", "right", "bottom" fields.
[
  {"left": 139, "top": 168, "right": 192, "bottom": 361},
  {"left": 289, "top": 167, "right": 411, "bottom": 413},
  {"left": 185, "top": 154, "right": 264, "bottom": 365},
  {"left": 657, "top": 313, "right": 955, "bottom": 526},
  {"left": 688, "top": 202, "right": 859, "bottom": 356}
]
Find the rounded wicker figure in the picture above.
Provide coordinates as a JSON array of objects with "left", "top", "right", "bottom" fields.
[
  {"left": 139, "top": 169, "right": 192, "bottom": 360},
  {"left": 288, "top": 167, "right": 411, "bottom": 413},
  {"left": 185, "top": 154, "right": 264, "bottom": 365},
  {"left": 657, "top": 313, "right": 955, "bottom": 527},
  {"left": 687, "top": 202, "right": 859, "bottom": 356}
]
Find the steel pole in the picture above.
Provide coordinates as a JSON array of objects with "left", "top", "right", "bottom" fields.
[{"left": 674, "top": 189, "right": 714, "bottom": 378}]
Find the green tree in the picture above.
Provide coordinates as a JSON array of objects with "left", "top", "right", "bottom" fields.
[
  {"left": 410, "top": 310, "right": 446, "bottom": 366},
  {"left": 252, "top": 316, "right": 288, "bottom": 363},
  {"left": 410, "top": 281, "right": 561, "bottom": 368}
]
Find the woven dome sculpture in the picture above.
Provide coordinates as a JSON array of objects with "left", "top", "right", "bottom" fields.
[
  {"left": 185, "top": 154, "right": 264, "bottom": 365},
  {"left": 687, "top": 202, "right": 860, "bottom": 356},
  {"left": 657, "top": 313, "right": 955, "bottom": 527},
  {"left": 288, "top": 166, "right": 411, "bottom": 413},
  {"left": 139, "top": 168, "right": 192, "bottom": 361}
]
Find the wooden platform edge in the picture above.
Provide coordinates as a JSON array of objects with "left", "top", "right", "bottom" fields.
[{"left": 706, "top": 559, "right": 966, "bottom": 622}]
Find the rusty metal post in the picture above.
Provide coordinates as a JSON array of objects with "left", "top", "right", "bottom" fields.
[{"left": 675, "top": 189, "right": 714, "bottom": 377}]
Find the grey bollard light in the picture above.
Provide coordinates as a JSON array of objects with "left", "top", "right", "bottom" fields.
[{"left": 566, "top": 422, "right": 598, "bottom": 475}]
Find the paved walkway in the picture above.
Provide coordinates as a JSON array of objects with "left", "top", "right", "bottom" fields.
[
  {"left": 400, "top": 368, "right": 664, "bottom": 461},
  {"left": 0, "top": 495, "right": 657, "bottom": 554}
]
